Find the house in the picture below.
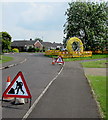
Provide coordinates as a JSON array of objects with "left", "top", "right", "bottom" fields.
[
  {"left": 42, "top": 42, "right": 63, "bottom": 50},
  {"left": 11, "top": 39, "right": 63, "bottom": 52}
]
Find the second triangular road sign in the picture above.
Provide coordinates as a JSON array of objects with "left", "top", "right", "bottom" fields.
[{"left": 56, "top": 56, "right": 64, "bottom": 64}]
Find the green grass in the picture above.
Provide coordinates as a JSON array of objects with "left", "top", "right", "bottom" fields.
[
  {"left": 81, "top": 57, "right": 107, "bottom": 118},
  {"left": 64, "top": 54, "right": 107, "bottom": 62},
  {"left": 87, "top": 75, "right": 107, "bottom": 118},
  {"left": 0, "top": 55, "right": 14, "bottom": 63},
  {"left": 81, "top": 60, "right": 107, "bottom": 68}
]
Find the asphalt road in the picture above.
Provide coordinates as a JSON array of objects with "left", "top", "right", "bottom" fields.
[
  {"left": 2, "top": 53, "right": 62, "bottom": 119},
  {"left": 1, "top": 53, "right": 101, "bottom": 119}
]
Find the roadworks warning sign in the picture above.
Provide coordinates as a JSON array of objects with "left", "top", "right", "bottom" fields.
[
  {"left": 56, "top": 56, "right": 64, "bottom": 64},
  {"left": 3, "top": 71, "right": 32, "bottom": 98}
]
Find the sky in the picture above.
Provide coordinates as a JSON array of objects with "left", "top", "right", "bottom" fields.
[{"left": 0, "top": 0, "right": 107, "bottom": 43}]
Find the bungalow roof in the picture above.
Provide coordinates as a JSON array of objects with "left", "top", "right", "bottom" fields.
[
  {"left": 11, "top": 40, "right": 63, "bottom": 48},
  {"left": 11, "top": 40, "right": 35, "bottom": 47}
]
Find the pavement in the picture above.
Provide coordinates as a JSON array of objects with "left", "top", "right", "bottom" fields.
[
  {"left": 84, "top": 68, "right": 107, "bottom": 76},
  {"left": 28, "top": 61, "right": 101, "bottom": 118}
]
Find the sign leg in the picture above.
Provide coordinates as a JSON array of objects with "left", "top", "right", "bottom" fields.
[
  {"left": 26, "top": 98, "right": 29, "bottom": 103},
  {"left": 2, "top": 96, "right": 4, "bottom": 103},
  {"left": 29, "top": 98, "right": 32, "bottom": 108}
]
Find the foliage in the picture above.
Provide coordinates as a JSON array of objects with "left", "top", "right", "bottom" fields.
[
  {"left": 12, "top": 48, "right": 19, "bottom": 53},
  {"left": 35, "top": 48, "right": 40, "bottom": 52},
  {"left": 28, "top": 46, "right": 35, "bottom": 52},
  {"left": 63, "top": 2, "right": 108, "bottom": 51},
  {"left": 0, "top": 38, "right": 1, "bottom": 54},
  {"left": 42, "top": 46, "right": 46, "bottom": 52},
  {"left": 0, "top": 32, "right": 12, "bottom": 52},
  {"left": 56, "top": 48, "right": 60, "bottom": 50},
  {"left": 2, "top": 49, "right": 9, "bottom": 53}
]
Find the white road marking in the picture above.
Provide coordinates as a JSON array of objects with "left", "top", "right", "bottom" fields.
[
  {"left": 22, "top": 63, "right": 65, "bottom": 120},
  {"left": 20, "top": 59, "right": 27, "bottom": 64}
]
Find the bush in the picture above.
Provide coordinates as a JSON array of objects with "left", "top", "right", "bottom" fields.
[
  {"left": 28, "top": 47, "right": 36, "bottom": 52},
  {"left": 3, "top": 49, "right": 9, "bottom": 53},
  {"left": 35, "top": 48, "right": 40, "bottom": 52},
  {"left": 12, "top": 48, "right": 19, "bottom": 53}
]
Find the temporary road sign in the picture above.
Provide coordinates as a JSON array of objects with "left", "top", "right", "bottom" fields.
[
  {"left": 2, "top": 71, "right": 32, "bottom": 98},
  {"left": 56, "top": 56, "right": 64, "bottom": 64}
]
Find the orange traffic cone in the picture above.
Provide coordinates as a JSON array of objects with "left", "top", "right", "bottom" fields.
[
  {"left": 6, "top": 76, "right": 11, "bottom": 89},
  {"left": 52, "top": 58, "right": 55, "bottom": 65},
  {"left": 3, "top": 76, "right": 14, "bottom": 101}
]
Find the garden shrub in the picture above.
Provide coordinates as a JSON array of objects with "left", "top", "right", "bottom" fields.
[
  {"left": 12, "top": 48, "right": 19, "bottom": 53},
  {"left": 28, "top": 47, "right": 36, "bottom": 52},
  {"left": 35, "top": 48, "right": 40, "bottom": 52}
]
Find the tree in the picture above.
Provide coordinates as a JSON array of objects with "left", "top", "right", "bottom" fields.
[
  {"left": 0, "top": 32, "right": 12, "bottom": 52},
  {"left": 63, "top": 2, "right": 108, "bottom": 51}
]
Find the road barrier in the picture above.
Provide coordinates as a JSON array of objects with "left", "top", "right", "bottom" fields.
[
  {"left": 45, "top": 37, "right": 92, "bottom": 58},
  {"left": 45, "top": 50, "right": 92, "bottom": 58}
]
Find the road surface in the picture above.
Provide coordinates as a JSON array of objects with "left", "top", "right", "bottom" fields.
[
  {"left": 2, "top": 53, "right": 62, "bottom": 118},
  {"left": 1, "top": 53, "right": 101, "bottom": 119}
]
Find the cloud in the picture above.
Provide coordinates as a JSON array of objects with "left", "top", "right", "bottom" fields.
[
  {"left": 1, "top": 2, "right": 67, "bottom": 43},
  {"left": 20, "top": 3, "right": 54, "bottom": 23},
  {"left": 9, "top": 26, "right": 64, "bottom": 43},
  {"left": 18, "top": 2, "right": 67, "bottom": 31}
]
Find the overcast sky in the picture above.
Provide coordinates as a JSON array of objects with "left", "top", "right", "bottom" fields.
[{"left": 0, "top": 0, "right": 107, "bottom": 43}]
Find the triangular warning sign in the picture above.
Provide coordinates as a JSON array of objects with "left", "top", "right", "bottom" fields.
[
  {"left": 56, "top": 56, "right": 64, "bottom": 64},
  {"left": 3, "top": 71, "right": 32, "bottom": 98}
]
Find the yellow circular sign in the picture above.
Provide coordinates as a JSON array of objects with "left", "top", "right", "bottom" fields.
[{"left": 66, "top": 37, "right": 83, "bottom": 53}]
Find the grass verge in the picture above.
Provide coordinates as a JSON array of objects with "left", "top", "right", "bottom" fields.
[
  {"left": 86, "top": 75, "right": 107, "bottom": 118},
  {"left": 81, "top": 60, "right": 107, "bottom": 68},
  {"left": 64, "top": 54, "right": 107, "bottom": 62},
  {"left": 0, "top": 55, "right": 14, "bottom": 63}
]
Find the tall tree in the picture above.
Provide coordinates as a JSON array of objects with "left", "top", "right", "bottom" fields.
[
  {"left": 64, "top": 2, "right": 108, "bottom": 51},
  {"left": 0, "top": 32, "right": 12, "bottom": 51}
]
